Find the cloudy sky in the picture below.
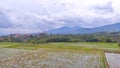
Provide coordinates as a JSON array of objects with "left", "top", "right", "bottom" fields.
[{"left": 0, "top": 0, "right": 120, "bottom": 34}]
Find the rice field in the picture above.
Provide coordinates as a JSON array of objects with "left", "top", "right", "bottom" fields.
[
  {"left": 0, "top": 42, "right": 120, "bottom": 68},
  {"left": 0, "top": 48, "right": 104, "bottom": 68},
  {"left": 105, "top": 53, "right": 120, "bottom": 68}
]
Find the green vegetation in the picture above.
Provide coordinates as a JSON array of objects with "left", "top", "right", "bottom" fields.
[
  {"left": 0, "top": 42, "right": 119, "bottom": 51},
  {"left": 1, "top": 32, "right": 120, "bottom": 44},
  {"left": 66, "top": 42, "right": 120, "bottom": 51},
  {"left": 0, "top": 42, "right": 97, "bottom": 51}
]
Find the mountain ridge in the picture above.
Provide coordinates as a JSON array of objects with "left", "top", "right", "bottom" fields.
[{"left": 47, "top": 22, "right": 120, "bottom": 34}]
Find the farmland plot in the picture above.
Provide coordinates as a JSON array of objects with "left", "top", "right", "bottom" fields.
[
  {"left": 105, "top": 53, "right": 120, "bottom": 68},
  {"left": 0, "top": 48, "right": 103, "bottom": 68}
]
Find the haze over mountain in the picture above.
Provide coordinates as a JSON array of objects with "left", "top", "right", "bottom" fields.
[
  {"left": 47, "top": 22, "right": 120, "bottom": 34},
  {"left": 1, "top": 0, "right": 120, "bottom": 35}
]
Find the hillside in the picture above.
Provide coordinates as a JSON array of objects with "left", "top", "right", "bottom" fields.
[{"left": 47, "top": 23, "right": 120, "bottom": 34}]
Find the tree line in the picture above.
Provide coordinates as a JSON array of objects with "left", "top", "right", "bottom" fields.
[{"left": 0, "top": 32, "right": 120, "bottom": 44}]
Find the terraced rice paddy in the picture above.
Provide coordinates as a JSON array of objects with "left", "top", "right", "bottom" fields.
[
  {"left": 0, "top": 48, "right": 103, "bottom": 68},
  {"left": 105, "top": 53, "right": 120, "bottom": 68}
]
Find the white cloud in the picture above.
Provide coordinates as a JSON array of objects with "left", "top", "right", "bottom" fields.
[{"left": 1, "top": 0, "right": 120, "bottom": 34}]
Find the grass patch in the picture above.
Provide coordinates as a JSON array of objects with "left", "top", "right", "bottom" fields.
[
  {"left": 53, "top": 42, "right": 120, "bottom": 51},
  {"left": 101, "top": 51, "right": 109, "bottom": 68},
  {"left": 1, "top": 42, "right": 96, "bottom": 51},
  {"left": 0, "top": 42, "right": 120, "bottom": 52}
]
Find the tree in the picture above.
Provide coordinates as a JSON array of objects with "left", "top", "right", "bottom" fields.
[{"left": 106, "top": 38, "right": 113, "bottom": 43}]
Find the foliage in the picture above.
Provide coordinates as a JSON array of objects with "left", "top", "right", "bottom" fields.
[{"left": 1, "top": 32, "right": 120, "bottom": 44}]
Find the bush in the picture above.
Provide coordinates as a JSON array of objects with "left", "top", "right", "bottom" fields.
[{"left": 118, "top": 43, "right": 120, "bottom": 47}]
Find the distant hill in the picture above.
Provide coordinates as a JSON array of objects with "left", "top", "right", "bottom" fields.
[{"left": 47, "top": 23, "right": 120, "bottom": 34}]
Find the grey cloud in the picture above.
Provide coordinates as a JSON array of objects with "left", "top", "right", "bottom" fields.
[
  {"left": 86, "top": 18, "right": 114, "bottom": 28},
  {"left": 0, "top": 9, "right": 12, "bottom": 28},
  {"left": 92, "top": 2, "right": 114, "bottom": 14}
]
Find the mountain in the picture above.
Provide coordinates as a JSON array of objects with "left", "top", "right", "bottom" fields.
[
  {"left": 47, "top": 26, "right": 91, "bottom": 34},
  {"left": 47, "top": 23, "right": 120, "bottom": 34}
]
